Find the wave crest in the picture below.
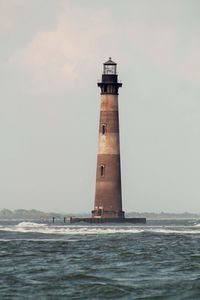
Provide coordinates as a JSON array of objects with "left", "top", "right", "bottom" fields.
[{"left": 16, "top": 222, "right": 47, "bottom": 228}]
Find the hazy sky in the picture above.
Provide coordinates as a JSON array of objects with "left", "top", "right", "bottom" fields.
[{"left": 1, "top": 0, "right": 200, "bottom": 213}]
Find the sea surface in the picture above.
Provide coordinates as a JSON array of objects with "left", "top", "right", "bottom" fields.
[{"left": 1, "top": 219, "right": 200, "bottom": 299}]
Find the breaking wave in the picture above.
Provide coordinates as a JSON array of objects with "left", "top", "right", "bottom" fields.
[
  {"left": 1, "top": 222, "right": 200, "bottom": 235},
  {"left": 0, "top": 222, "right": 143, "bottom": 235},
  {"left": 16, "top": 222, "right": 47, "bottom": 228}
]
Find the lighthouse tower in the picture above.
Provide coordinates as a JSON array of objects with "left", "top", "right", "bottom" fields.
[
  {"left": 69, "top": 59, "right": 146, "bottom": 224},
  {"left": 92, "top": 58, "right": 124, "bottom": 219}
]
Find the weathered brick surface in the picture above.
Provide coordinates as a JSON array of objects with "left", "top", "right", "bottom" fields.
[{"left": 93, "top": 91, "right": 124, "bottom": 219}]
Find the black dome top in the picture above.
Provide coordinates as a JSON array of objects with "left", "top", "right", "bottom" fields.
[{"left": 104, "top": 57, "right": 116, "bottom": 65}]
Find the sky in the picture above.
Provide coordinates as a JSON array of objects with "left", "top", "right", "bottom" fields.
[{"left": 0, "top": 0, "right": 200, "bottom": 213}]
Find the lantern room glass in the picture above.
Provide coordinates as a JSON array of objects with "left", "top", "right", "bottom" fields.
[{"left": 103, "top": 64, "right": 116, "bottom": 75}]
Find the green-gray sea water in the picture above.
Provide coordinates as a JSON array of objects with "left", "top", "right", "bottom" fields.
[{"left": 1, "top": 219, "right": 200, "bottom": 299}]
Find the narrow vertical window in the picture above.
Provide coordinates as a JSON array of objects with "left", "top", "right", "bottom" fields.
[
  {"left": 102, "top": 124, "right": 106, "bottom": 135},
  {"left": 100, "top": 165, "right": 105, "bottom": 177}
]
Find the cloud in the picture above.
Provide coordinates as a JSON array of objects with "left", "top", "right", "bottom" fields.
[
  {"left": 7, "top": 0, "right": 200, "bottom": 94},
  {"left": 0, "top": 0, "right": 28, "bottom": 35},
  {"left": 9, "top": 5, "right": 113, "bottom": 93}
]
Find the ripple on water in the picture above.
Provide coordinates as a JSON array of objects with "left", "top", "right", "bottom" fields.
[{"left": 1, "top": 221, "right": 200, "bottom": 299}]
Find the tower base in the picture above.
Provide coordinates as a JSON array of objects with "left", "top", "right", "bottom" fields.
[{"left": 70, "top": 217, "right": 146, "bottom": 224}]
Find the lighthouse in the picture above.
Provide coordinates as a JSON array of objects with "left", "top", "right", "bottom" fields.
[
  {"left": 70, "top": 59, "right": 146, "bottom": 224},
  {"left": 92, "top": 58, "right": 124, "bottom": 219}
]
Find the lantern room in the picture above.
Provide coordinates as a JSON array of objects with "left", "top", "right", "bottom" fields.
[
  {"left": 98, "top": 58, "right": 122, "bottom": 95},
  {"left": 103, "top": 58, "right": 117, "bottom": 75}
]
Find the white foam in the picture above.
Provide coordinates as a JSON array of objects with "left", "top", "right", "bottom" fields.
[
  {"left": 1, "top": 222, "right": 200, "bottom": 235},
  {"left": 147, "top": 228, "right": 200, "bottom": 234},
  {"left": 16, "top": 222, "right": 47, "bottom": 228},
  {"left": 0, "top": 223, "right": 144, "bottom": 235}
]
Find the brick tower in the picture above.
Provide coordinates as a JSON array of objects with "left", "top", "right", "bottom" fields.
[
  {"left": 92, "top": 58, "right": 124, "bottom": 219},
  {"left": 70, "top": 59, "right": 146, "bottom": 224}
]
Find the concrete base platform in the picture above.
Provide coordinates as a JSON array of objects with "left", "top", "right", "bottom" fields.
[{"left": 70, "top": 217, "right": 146, "bottom": 224}]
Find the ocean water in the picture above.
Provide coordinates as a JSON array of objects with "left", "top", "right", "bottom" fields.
[{"left": 1, "top": 220, "right": 200, "bottom": 299}]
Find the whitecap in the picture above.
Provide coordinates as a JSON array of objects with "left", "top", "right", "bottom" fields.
[
  {"left": 16, "top": 222, "right": 47, "bottom": 228},
  {"left": 1, "top": 223, "right": 200, "bottom": 235},
  {"left": 147, "top": 228, "right": 200, "bottom": 234},
  {"left": 0, "top": 224, "right": 144, "bottom": 235}
]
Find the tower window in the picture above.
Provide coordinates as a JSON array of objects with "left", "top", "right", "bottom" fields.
[
  {"left": 102, "top": 124, "right": 107, "bottom": 135},
  {"left": 100, "top": 165, "right": 105, "bottom": 177}
]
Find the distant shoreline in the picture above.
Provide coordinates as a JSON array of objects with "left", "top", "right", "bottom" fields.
[{"left": 0, "top": 209, "right": 200, "bottom": 220}]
